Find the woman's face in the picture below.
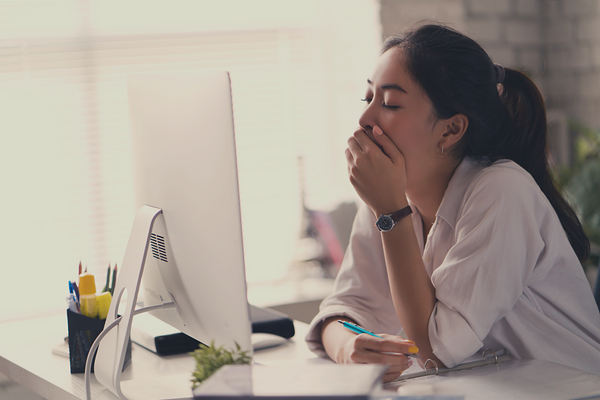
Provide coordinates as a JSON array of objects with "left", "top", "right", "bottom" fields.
[{"left": 359, "top": 48, "right": 445, "bottom": 185}]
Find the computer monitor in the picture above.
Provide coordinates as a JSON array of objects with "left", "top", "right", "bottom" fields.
[{"left": 94, "top": 70, "right": 253, "bottom": 399}]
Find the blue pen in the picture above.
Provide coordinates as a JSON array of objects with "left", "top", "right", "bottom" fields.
[
  {"left": 339, "top": 320, "right": 383, "bottom": 338},
  {"left": 72, "top": 281, "right": 80, "bottom": 303},
  {"left": 68, "top": 281, "right": 80, "bottom": 312},
  {"left": 338, "top": 320, "right": 420, "bottom": 358},
  {"left": 66, "top": 293, "right": 79, "bottom": 313},
  {"left": 71, "top": 281, "right": 81, "bottom": 310}
]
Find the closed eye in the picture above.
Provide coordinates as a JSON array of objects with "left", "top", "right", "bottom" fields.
[{"left": 362, "top": 98, "right": 400, "bottom": 110}]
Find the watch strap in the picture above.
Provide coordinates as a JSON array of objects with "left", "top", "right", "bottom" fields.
[{"left": 390, "top": 205, "right": 413, "bottom": 223}]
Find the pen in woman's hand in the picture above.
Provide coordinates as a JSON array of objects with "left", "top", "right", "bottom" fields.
[{"left": 337, "top": 320, "right": 420, "bottom": 358}]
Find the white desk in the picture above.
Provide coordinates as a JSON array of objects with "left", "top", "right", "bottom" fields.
[
  {"left": 2, "top": 311, "right": 600, "bottom": 400},
  {"left": 0, "top": 311, "right": 314, "bottom": 400}
]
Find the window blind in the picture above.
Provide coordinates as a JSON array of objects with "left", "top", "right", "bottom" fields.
[{"left": 0, "top": 0, "right": 381, "bottom": 320}]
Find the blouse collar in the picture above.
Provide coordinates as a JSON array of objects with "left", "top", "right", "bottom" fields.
[{"left": 435, "top": 157, "right": 488, "bottom": 230}]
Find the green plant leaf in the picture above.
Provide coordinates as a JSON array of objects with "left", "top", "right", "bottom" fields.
[
  {"left": 190, "top": 341, "right": 252, "bottom": 389},
  {"left": 554, "top": 120, "right": 600, "bottom": 263},
  {"left": 565, "top": 158, "right": 600, "bottom": 246}
]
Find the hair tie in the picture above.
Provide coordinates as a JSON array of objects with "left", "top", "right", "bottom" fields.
[{"left": 494, "top": 63, "right": 505, "bottom": 84}]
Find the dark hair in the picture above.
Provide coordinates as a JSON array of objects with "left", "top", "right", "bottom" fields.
[{"left": 383, "top": 23, "right": 590, "bottom": 262}]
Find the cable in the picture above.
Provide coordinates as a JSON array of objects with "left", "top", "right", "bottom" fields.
[{"left": 85, "top": 302, "right": 175, "bottom": 400}]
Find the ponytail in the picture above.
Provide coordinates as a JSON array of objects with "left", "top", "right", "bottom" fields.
[
  {"left": 500, "top": 68, "right": 590, "bottom": 261},
  {"left": 383, "top": 23, "right": 590, "bottom": 262}
]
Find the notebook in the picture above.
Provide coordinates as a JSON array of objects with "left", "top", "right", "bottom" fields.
[{"left": 392, "top": 348, "right": 511, "bottom": 382}]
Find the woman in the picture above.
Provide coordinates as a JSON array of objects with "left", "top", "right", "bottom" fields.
[{"left": 306, "top": 23, "right": 600, "bottom": 382}]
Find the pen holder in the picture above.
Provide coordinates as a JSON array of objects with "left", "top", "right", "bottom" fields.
[{"left": 66, "top": 309, "right": 132, "bottom": 374}]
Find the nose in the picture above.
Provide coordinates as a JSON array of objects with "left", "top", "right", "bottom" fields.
[{"left": 358, "top": 101, "right": 375, "bottom": 133}]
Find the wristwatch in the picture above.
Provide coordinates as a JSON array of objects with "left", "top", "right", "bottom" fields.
[{"left": 375, "top": 205, "right": 413, "bottom": 232}]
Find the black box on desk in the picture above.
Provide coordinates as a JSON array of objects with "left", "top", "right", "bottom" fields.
[
  {"left": 66, "top": 309, "right": 132, "bottom": 374},
  {"left": 131, "top": 305, "right": 295, "bottom": 356},
  {"left": 249, "top": 305, "right": 295, "bottom": 339}
]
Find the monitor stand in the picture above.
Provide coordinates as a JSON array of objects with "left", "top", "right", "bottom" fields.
[{"left": 94, "top": 205, "right": 164, "bottom": 399}]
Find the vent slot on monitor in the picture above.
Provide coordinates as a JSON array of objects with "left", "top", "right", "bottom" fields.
[{"left": 150, "top": 233, "right": 168, "bottom": 262}]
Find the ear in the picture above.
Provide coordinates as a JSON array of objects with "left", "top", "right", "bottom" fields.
[{"left": 439, "top": 113, "right": 468, "bottom": 150}]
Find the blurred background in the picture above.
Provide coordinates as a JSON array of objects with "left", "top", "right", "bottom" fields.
[
  {"left": 2, "top": 0, "right": 600, "bottom": 397},
  {"left": 0, "top": 0, "right": 381, "bottom": 323},
  {"left": 2, "top": 0, "right": 600, "bottom": 339}
]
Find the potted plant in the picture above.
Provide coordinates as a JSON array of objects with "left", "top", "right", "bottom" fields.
[
  {"left": 190, "top": 341, "right": 251, "bottom": 389},
  {"left": 554, "top": 120, "right": 600, "bottom": 306}
]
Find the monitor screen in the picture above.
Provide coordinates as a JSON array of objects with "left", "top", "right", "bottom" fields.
[{"left": 94, "top": 70, "right": 253, "bottom": 397}]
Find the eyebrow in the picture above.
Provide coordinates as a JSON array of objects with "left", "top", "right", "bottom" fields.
[{"left": 367, "top": 79, "right": 407, "bottom": 93}]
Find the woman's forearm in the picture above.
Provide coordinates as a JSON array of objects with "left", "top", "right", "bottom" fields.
[{"left": 379, "top": 216, "right": 444, "bottom": 367}]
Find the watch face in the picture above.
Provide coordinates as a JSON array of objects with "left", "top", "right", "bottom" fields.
[{"left": 376, "top": 215, "right": 394, "bottom": 231}]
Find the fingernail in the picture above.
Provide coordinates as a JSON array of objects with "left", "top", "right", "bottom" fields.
[
  {"left": 373, "top": 125, "right": 383, "bottom": 135},
  {"left": 405, "top": 340, "right": 415, "bottom": 345},
  {"left": 408, "top": 346, "right": 419, "bottom": 354}
]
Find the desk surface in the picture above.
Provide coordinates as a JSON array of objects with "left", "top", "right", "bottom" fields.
[
  {"left": 2, "top": 312, "right": 600, "bottom": 400},
  {"left": 383, "top": 358, "right": 600, "bottom": 399},
  {"left": 0, "top": 312, "right": 314, "bottom": 400}
]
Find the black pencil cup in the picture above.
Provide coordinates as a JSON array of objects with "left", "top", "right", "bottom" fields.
[{"left": 66, "top": 309, "right": 132, "bottom": 374}]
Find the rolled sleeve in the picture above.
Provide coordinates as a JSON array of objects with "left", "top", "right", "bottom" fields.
[
  {"left": 428, "top": 167, "right": 546, "bottom": 367},
  {"left": 305, "top": 203, "right": 403, "bottom": 357}
]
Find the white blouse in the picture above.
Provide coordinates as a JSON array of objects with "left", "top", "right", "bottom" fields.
[{"left": 306, "top": 158, "right": 600, "bottom": 376}]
